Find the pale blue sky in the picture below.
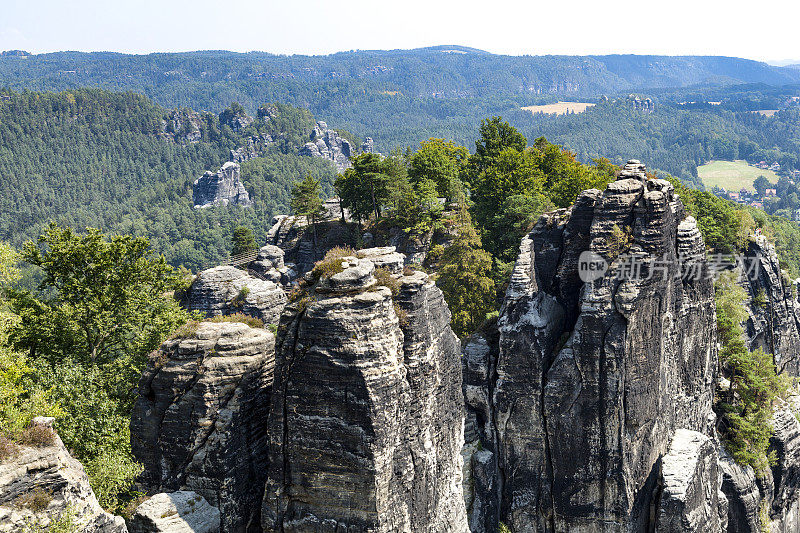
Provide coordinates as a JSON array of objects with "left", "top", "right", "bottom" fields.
[{"left": 1, "top": 0, "right": 798, "bottom": 63}]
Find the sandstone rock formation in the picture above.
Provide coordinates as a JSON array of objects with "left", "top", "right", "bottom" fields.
[
  {"left": 656, "top": 429, "right": 727, "bottom": 532},
  {"left": 193, "top": 162, "right": 252, "bottom": 208},
  {"left": 742, "top": 236, "right": 800, "bottom": 375},
  {"left": 464, "top": 161, "right": 720, "bottom": 532},
  {"left": 128, "top": 491, "right": 220, "bottom": 533},
  {"left": 248, "top": 245, "right": 297, "bottom": 286},
  {"left": 0, "top": 418, "right": 127, "bottom": 533},
  {"left": 261, "top": 255, "right": 468, "bottom": 532},
  {"left": 130, "top": 322, "right": 275, "bottom": 533},
  {"left": 298, "top": 121, "right": 354, "bottom": 172},
  {"left": 181, "top": 265, "right": 287, "bottom": 326}
]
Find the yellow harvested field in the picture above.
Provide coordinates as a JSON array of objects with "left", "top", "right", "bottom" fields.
[
  {"left": 754, "top": 109, "right": 779, "bottom": 117},
  {"left": 521, "top": 102, "right": 595, "bottom": 115}
]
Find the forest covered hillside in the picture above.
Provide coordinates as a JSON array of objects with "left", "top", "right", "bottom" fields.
[{"left": 0, "top": 89, "right": 339, "bottom": 272}]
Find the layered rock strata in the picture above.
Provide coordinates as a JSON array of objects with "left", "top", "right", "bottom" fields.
[
  {"left": 193, "top": 162, "right": 252, "bottom": 208},
  {"left": 261, "top": 255, "right": 468, "bottom": 532},
  {"left": 466, "top": 161, "right": 720, "bottom": 531},
  {"left": 0, "top": 418, "right": 127, "bottom": 533},
  {"left": 130, "top": 322, "right": 275, "bottom": 533},
  {"left": 182, "top": 265, "right": 287, "bottom": 326},
  {"left": 299, "top": 121, "right": 354, "bottom": 172}
]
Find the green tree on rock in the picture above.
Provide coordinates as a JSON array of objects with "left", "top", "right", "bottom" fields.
[
  {"left": 291, "top": 174, "right": 325, "bottom": 245},
  {"left": 231, "top": 226, "right": 257, "bottom": 257},
  {"left": 436, "top": 209, "right": 496, "bottom": 338},
  {"left": 335, "top": 153, "right": 391, "bottom": 224},
  {"left": 408, "top": 138, "right": 469, "bottom": 200}
]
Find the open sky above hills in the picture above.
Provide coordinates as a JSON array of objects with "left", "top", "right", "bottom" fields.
[{"left": 1, "top": 0, "right": 799, "bottom": 63}]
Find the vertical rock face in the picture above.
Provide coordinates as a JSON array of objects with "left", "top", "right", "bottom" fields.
[
  {"left": 0, "top": 418, "right": 127, "bottom": 533},
  {"left": 261, "top": 257, "right": 468, "bottom": 532},
  {"left": 193, "top": 162, "right": 252, "bottom": 208},
  {"left": 742, "top": 236, "right": 800, "bottom": 375},
  {"left": 656, "top": 429, "right": 727, "bottom": 533},
  {"left": 130, "top": 322, "right": 275, "bottom": 533},
  {"left": 182, "top": 265, "right": 287, "bottom": 326},
  {"left": 490, "top": 162, "right": 718, "bottom": 531}
]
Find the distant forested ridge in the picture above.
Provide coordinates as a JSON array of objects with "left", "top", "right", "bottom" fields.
[
  {"left": 2, "top": 47, "right": 800, "bottom": 158},
  {"left": 0, "top": 88, "right": 338, "bottom": 272}
]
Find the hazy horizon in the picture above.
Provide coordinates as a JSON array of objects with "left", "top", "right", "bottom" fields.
[{"left": 2, "top": 0, "right": 798, "bottom": 65}]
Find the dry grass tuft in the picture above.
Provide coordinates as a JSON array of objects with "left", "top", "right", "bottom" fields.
[
  {"left": 207, "top": 313, "right": 264, "bottom": 329},
  {"left": 0, "top": 435, "right": 19, "bottom": 462},
  {"left": 373, "top": 267, "right": 400, "bottom": 297},
  {"left": 312, "top": 246, "right": 355, "bottom": 280},
  {"left": 18, "top": 425, "right": 56, "bottom": 448},
  {"left": 15, "top": 488, "right": 52, "bottom": 512}
]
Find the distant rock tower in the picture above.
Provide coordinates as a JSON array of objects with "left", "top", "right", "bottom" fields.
[{"left": 193, "top": 162, "right": 252, "bottom": 208}]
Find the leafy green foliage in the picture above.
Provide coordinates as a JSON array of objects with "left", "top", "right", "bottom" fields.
[
  {"left": 714, "top": 271, "right": 789, "bottom": 470},
  {"left": 231, "top": 226, "right": 256, "bottom": 257},
  {"left": 10, "top": 224, "right": 191, "bottom": 365},
  {"left": 408, "top": 138, "right": 468, "bottom": 200},
  {"left": 436, "top": 209, "right": 496, "bottom": 338},
  {"left": 336, "top": 153, "right": 391, "bottom": 223}
]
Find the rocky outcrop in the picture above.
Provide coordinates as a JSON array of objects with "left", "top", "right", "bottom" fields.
[
  {"left": 182, "top": 265, "right": 287, "bottom": 326},
  {"left": 262, "top": 255, "right": 468, "bottom": 532},
  {"left": 465, "top": 161, "right": 720, "bottom": 531},
  {"left": 742, "top": 236, "right": 800, "bottom": 375},
  {"left": 0, "top": 418, "right": 127, "bottom": 533},
  {"left": 128, "top": 492, "right": 220, "bottom": 533},
  {"left": 193, "top": 162, "right": 252, "bottom": 208},
  {"left": 130, "top": 322, "right": 275, "bottom": 533},
  {"left": 299, "top": 121, "right": 354, "bottom": 172},
  {"left": 656, "top": 429, "right": 727, "bottom": 532},
  {"left": 249, "top": 245, "right": 297, "bottom": 286},
  {"left": 162, "top": 109, "right": 204, "bottom": 143}
]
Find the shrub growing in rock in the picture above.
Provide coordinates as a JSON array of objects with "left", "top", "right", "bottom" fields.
[{"left": 17, "top": 425, "right": 56, "bottom": 447}]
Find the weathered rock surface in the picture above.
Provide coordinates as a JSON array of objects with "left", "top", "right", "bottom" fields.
[
  {"left": 262, "top": 257, "right": 468, "bottom": 532},
  {"left": 0, "top": 418, "right": 127, "bottom": 533},
  {"left": 656, "top": 429, "right": 727, "bottom": 532},
  {"left": 131, "top": 322, "right": 275, "bottom": 533},
  {"left": 249, "top": 245, "right": 297, "bottom": 286},
  {"left": 193, "top": 162, "right": 252, "bottom": 208},
  {"left": 182, "top": 265, "right": 287, "bottom": 326},
  {"left": 128, "top": 491, "right": 220, "bottom": 533},
  {"left": 299, "top": 121, "right": 353, "bottom": 172},
  {"left": 765, "top": 402, "right": 800, "bottom": 531},
  {"left": 742, "top": 236, "right": 800, "bottom": 375},
  {"left": 355, "top": 246, "right": 406, "bottom": 274},
  {"left": 719, "top": 449, "right": 763, "bottom": 533},
  {"left": 483, "top": 162, "right": 719, "bottom": 531}
]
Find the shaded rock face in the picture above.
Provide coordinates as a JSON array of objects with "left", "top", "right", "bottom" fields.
[
  {"left": 130, "top": 322, "right": 275, "bottom": 533},
  {"left": 261, "top": 257, "right": 468, "bottom": 532},
  {"left": 249, "top": 245, "right": 297, "bottom": 287},
  {"left": 765, "top": 402, "right": 800, "bottom": 531},
  {"left": 719, "top": 450, "right": 762, "bottom": 533},
  {"left": 742, "top": 236, "right": 800, "bottom": 376},
  {"left": 484, "top": 164, "right": 718, "bottom": 531},
  {"left": 656, "top": 429, "right": 727, "bottom": 532},
  {"left": 128, "top": 491, "right": 219, "bottom": 533},
  {"left": 0, "top": 419, "right": 127, "bottom": 533},
  {"left": 193, "top": 162, "right": 252, "bottom": 208},
  {"left": 298, "top": 121, "right": 353, "bottom": 173},
  {"left": 182, "top": 265, "right": 287, "bottom": 326}
]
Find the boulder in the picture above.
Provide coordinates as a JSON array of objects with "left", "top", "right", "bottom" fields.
[
  {"left": 182, "top": 265, "right": 286, "bottom": 326},
  {"left": 130, "top": 321, "right": 275, "bottom": 533},
  {"left": 193, "top": 162, "right": 252, "bottom": 208},
  {"left": 356, "top": 246, "right": 406, "bottom": 274},
  {"left": 0, "top": 419, "right": 127, "bottom": 533},
  {"left": 127, "top": 492, "right": 219, "bottom": 533}
]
